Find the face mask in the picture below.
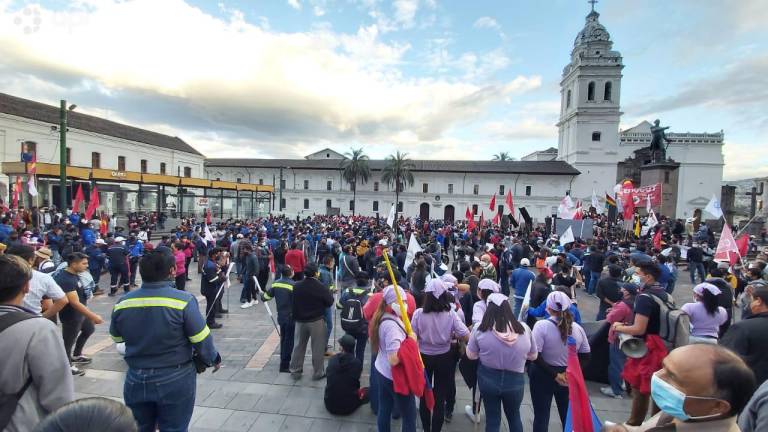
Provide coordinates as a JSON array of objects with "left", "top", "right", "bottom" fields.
[
  {"left": 631, "top": 274, "right": 642, "bottom": 285},
  {"left": 391, "top": 302, "right": 408, "bottom": 318},
  {"left": 651, "top": 373, "right": 723, "bottom": 421}
]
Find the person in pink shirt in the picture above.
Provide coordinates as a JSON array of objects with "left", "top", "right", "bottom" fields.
[
  {"left": 601, "top": 283, "right": 637, "bottom": 399},
  {"left": 172, "top": 242, "right": 187, "bottom": 291}
]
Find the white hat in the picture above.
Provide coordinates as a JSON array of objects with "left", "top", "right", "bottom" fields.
[
  {"left": 115, "top": 236, "right": 126, "bottom": 242},
  {"left": 237, "top": 234, "right": 244, "bottom": 239},
  {"left": 520, "top": 258, "right": 530, "bottom": 267},
  {"left": 95, "top": 239, "right": 106, "bottom": 245}
]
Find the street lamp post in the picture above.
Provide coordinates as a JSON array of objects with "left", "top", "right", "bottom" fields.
[
  {"left": 59, "top": 100, "right": 67, "bottom": 210},
  {"left": 279, "top": 167, "right": 284, "bottom": 212}
]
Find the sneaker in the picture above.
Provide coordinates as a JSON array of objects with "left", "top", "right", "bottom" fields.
[
  {"left": 71, "top": 356, "right": 92, "bottom": 365},
  {"left": 444, "top": 412, "right": 453, "bottom": 423},
  {"left": 240, "top": 301, "right": 254, "bottom": 309},
  {"left": 252, "top": 299, "right": 259, "bottom": 305},
  {"left": 600, "top": 387, "right": 623, "bottom": 399},
  {"left": 70, "top": 365, "right": 85, "bottom": 376},
  {"left": 464, "top": 405, "right": 480, "bottom": 424}
]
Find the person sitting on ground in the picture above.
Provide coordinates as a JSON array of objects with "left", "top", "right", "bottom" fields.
[
  {"left": 324, "top": 334, "right": 369, "bottom": 416},
  {"left": 605, "top": 344, "right": 756, "bottom": 432}
]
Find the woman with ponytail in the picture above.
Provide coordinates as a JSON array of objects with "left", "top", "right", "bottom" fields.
[
  {"left": 681, "top": 282, "right": 728, "bottom": 344},
  {"left": 370, "top": 285, "right": 417, "bottom": 432},
  {"left": 529, "top": 291, "right": 591, "bottom": 432}
]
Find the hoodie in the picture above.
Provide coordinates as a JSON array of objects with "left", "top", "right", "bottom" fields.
[{"left": 323, "top": 351, "right": 363, "bottom": 415}]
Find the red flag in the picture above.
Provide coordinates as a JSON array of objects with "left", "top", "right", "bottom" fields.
[
  {"left": 574, "top": 206, "right": 583, "bottom": 220},
  {"left": 492, "top": 209, "right": 501, "bottom": 225},
  {"left": 12, "top": 210, "right": 20, "bottom": 229},
  {"left": 505, "top": 190, "right": 515, "bottom": 218},
  {"left": 565, "top": 338, "right": 601, "bottom": 432},
  {"left": 488, "top": 193, "right": 496, "bottom": 211},
  {"left": 72, "top": 184, "right": 85, "bottom": 212},
  {"left": 100, "top": 212, "right": 109, "bottom": 236},
  {"left": 736, "top": 235, "right": 749, "bottom": 260},
  {"left": 622, "top": 192, "right": 635, "bottom": 220},
  {"left": 715, "top": 224, "right": 739, "bottom": 264},
  {"left": 28, "top": 154, "right": 37, "bottom": 175},
  {"left": 84, "top": 186, "right": 100, "bottom": 220},
  {"left": 206, "top": 208, "right": 212, "bottom": 225},
  {"left": 465, "top": 206, "right": 472, "bottom": 221},
  {"left": 479, "top": 212, "right": 485, "bottom": 228},
  {"left": 653, "top": 228, "right": 663, "bottom": 250},
  {"left": 11, "top": 176, "right": 21, "bottom": 209}
]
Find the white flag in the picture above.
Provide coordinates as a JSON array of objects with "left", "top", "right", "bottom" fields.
[
  {"left": 204, "top": 224, "right": 215, "bottom": 245},
  {"left": 646, "top": 194, "right": 652, "bottom": 214},
  {"left": 560, "top": 225, "right": 575, "bottom": 245},
  {"left": 646, "top": 210, "right": 659, "bottom": 229},
  {"left": 591, "top": 190, "right": 604, "bottom": 213},
  {"left": 27, "top": 177, "right": 38, "bottom": 197},
  {"left": 704, "top": 194, "right": 723, "bottom": 219},
  {"left": 403, "top": 233, "right": 422, "bottom": 271},
  {"left": 386, "top": 203, "right": 396, "bottom": 228},
  {"left": 518, "top": 280, "right": 533, "bottom": 321}
]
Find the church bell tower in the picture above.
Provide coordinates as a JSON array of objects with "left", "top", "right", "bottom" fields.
[{"left": 557, "top": 3, "right": 624, "bottom": 198}]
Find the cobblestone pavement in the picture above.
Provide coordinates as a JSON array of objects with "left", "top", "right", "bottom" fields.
[{"left": 74, "top": 264, "right": 697, "bottom": 431}]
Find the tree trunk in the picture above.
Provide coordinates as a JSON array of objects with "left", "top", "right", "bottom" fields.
[{"left": 352, "top": 182, "right": 356, "bottom": 216}]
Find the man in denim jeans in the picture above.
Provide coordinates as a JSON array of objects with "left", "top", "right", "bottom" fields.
[{"left": 110, "top": 248, "right": 221, "bottom": 431}]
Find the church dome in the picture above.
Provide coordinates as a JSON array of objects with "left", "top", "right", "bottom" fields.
[{"left": 573, "top": 10, "right": 611, "bottom": 47}]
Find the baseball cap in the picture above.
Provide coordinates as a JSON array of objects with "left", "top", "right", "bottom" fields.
[{"left": 520, "top": 258, "right": 530, "bottom": 267}]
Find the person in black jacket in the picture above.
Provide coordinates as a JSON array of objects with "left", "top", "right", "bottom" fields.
[
  {"left": 239, "top": 243, "right": 260, "bottom": 309},
  {"left": 262, "top": 265, "right": 295, "bottom": 372},
  {"left": 106, "top": 237, "right": 129, "bottom": 296},
  {"left": 595, "top": 265, "right": 623, "bottom": 320},
  {"left": 324, "top": 334, "right": 369, "bottom": 415},
  {"left": 721, "top": 284, "right": 768, "bottom": 386},
  {"left": 290, "top": 262, "right": 334, "bottom": 380}
]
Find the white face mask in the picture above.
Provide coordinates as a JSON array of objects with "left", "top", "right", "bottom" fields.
[
  {"left": 631, "top": 274, "right": 642, "bottom": 285},
  {"left": 391, "top": 302, "right": 408, "bottom": 318}
]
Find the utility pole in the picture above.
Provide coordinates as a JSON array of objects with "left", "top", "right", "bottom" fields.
[
  {"left": 59, "top": 100, "right": 67, "bottom": 210},
  {"left": 278, "top": 167, "right": 284, "bottom": 212}
]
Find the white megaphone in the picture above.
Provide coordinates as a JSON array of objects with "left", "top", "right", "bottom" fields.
[{"left": 618, "top": 333, "right": 647, "bottom": 359}]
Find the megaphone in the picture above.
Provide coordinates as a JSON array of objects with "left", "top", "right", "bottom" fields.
[{"left": 618, "top": 333, "right": 647, "bottom": 359}]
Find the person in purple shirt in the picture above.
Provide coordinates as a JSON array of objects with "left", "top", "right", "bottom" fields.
[
  {"left": 370, "top": 285, "right": 417, "bottom": 432},
  {"left": 467, "top": 293, "right": 537, "bottom": 432},
  {"left": 529, "top": 291, "right": 591, "bottom": 432},
  {"left": 472, "top": 278, "right": 502, "bottom": 326},
  {"left": 411, "top": 279, "right": 469, "bottom": 432},
  {"left": 681, "top": 282, "right": 728, "bottom": 343}
]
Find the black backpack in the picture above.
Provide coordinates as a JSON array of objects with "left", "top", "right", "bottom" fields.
[
  {"left": 340, "top": 289, "right": 368, "bottom": 335},
  {"left": 0, "top": 311, "right": 37, "bottom": 429}
]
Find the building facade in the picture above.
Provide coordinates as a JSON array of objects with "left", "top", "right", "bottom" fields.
[{"left": 206, "top": 149, "right": 579, "bottom": 222}]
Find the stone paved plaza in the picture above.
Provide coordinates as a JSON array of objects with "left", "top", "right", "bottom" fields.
[{"left": 74, "top": 265, "right": 697, "bottom": 431}]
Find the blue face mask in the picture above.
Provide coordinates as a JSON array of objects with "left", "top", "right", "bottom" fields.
[{"left": 651, "top": 373, "right": 723, "bottom": 421}]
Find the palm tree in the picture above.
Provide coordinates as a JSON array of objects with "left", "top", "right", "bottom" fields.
[
  {"left": 340, "top": 148, "right": 371, "bottom": 216},
  {"left": 492, "top": 152, "right": 515, "bottom": 161},
  {"left": 381, "top": 151, "right": 415, "bottom": 221}
]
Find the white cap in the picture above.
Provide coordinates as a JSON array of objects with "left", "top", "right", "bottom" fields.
[
  {"left": 115, "top": 236, "right": 126, "bottom": 242},
  {"left": 237, "top": 234, "right": 244, "bottom": 239},
  {"left": 95, "top": 239, "right": 106, "bottom": 245},
  {"left": 520, "top": 258, "right": 530, "bottom": 267}
]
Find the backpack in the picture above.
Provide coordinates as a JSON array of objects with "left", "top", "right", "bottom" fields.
[
  {"left": 340, "top": 289, "right": 368, "bottom": 335},
  {"left": 0, "top": 311, "right": 37, "bottom": 429},
  {"left": 642, "top": 292, "right": 690, "bottom": 350}
]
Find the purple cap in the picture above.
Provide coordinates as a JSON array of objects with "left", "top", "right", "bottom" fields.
[
  {"left": 693, "top": 282, "right": 721, "bottom": 296},
  {"left": 383, "top": 285, "right": 407, "bottom": 305},
  {"left": 440, "top": 273, "right": 458, "bottom": 288},
  {"left": 478, "top": 278, "right": 500, "bottom": 293},
  {"left": 546, "top": 291, "right": 572, "bottom": 312},
  {"left": 425, "top": 278, "right": 447, "bottom": 298}
]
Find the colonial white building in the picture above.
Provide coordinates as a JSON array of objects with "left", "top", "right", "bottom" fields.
[{"left": 206, "top": 148, "right": 578, "bottom": 222}]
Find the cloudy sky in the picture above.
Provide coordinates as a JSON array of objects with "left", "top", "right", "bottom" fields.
[{"left": 0, "top": 0, "right": 765, "bottom": 180}]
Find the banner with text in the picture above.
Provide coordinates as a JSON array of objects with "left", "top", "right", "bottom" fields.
[{"left": 619, "top": 183, "right": 662, "bottom": 208}]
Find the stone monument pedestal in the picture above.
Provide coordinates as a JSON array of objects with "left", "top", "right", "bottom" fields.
[{"left": 640, "top": 160, "right": 680, "bottom": 218}]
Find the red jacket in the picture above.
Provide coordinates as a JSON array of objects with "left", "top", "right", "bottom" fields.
[{"left": 284, "top": 249, "right": 306, "bottom": 274}]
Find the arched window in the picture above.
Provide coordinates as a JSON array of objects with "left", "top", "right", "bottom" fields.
[
  {"left": 566, "top": 89, "right": 572, "bottom": 108},
  {"left": 604, "top": 81, "right": 612, "bottom": 101},
  {"left": 592, "top": 131, "right": 601, "bottom": 141},
  {"left": 587, "top": 81, "right": 595, "bottom": 101}
]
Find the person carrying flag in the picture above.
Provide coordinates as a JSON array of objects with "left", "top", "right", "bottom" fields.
[
  {"left": 369, "top": 285, "right": 418, "bottom": 432},
  {"left": 529, "top": 291, "right": 591, "bottom": 432}
]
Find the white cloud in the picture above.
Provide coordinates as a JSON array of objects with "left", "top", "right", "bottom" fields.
[
  {"left": 428, "top": 46, "right": 514, "bottom": 81},
  {"left": 723, "top": 142, "right": 768, "bottom": 181},
  {"left": 485, "top": 117, "right": 558, "bottom": 140},
  {"left": 0, "top": 0, "right": 540, "bottom": 155},
  {"left": 473, "top": 16, "right": 499, "bottom": 30},
  {"left": 393, "top": 0, "right": 418, "bottom": 28},
  {"left": 287, "top": 0, "right": 301, "bottom": 10}
]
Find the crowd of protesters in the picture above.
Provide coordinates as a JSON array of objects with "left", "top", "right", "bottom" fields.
[{"left": 0, "top": 202, "right": 767, "bottom": 431}]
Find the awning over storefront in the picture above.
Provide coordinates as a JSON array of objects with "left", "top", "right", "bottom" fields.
[{"left": 1, "top": 162, "right": 273, "bottom": 193}]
